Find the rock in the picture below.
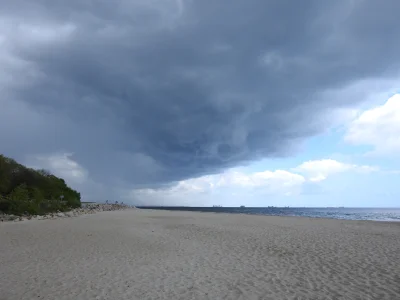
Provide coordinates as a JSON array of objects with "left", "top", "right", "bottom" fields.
[
  {"left": 0, "top": 203, "right": 135, "bottom": 222},
  {"left": 6, "top": 215, "right": 17, "bottom": 221}
]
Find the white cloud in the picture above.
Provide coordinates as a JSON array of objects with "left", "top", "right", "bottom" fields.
[
  {"left": 293, "top": 159, "right": 376, "bottom": 182},
  {"left": 345, "top": 94, "right": 400, "bottom": 155},
  {"left": 215, "top": 169, "right": 305, "bottom": 188},
  {"left": 26, "top": 152, "right": 88, "bottom": 184},
  {"left": 128, "top": 159, "right": 376, "bottom": 205},
  {"left": 130, "top": 168, "right": 306, "bottom": 205}
]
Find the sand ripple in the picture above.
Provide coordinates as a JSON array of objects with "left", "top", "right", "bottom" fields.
[{"left": 1, "top": 210, "right": 400, "bottom": 300}]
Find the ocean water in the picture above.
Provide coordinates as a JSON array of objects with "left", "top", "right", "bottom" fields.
[{"left": 137, "top": 207, "right": 400, "bottom": 222}]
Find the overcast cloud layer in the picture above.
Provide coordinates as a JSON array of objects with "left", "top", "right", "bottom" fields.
[{"left": 1, "top": 0, "right": 400, "bottom": 200}]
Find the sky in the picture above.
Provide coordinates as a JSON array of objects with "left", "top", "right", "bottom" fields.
[{"left": 1, "top": 0, "right": 400, "bottom": 207}]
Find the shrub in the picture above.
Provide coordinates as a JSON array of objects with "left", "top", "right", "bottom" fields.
[{"left": 0, "top": 154, "right": 81, "bottom": 215}]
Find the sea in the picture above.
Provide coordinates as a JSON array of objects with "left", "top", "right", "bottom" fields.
[{"left": 137, "top": 206, "right": 400, "bottom": 222}]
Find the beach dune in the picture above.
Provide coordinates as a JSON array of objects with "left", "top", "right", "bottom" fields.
[{"left": 1, "top": 209, "right": 400, "bottom": 300}]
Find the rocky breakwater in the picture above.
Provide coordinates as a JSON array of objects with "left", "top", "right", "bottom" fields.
[{"left": 0, "top": 203, "right": 135, "bottom": 222}]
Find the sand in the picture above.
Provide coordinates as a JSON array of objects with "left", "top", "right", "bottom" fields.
[{"left": 1, "top": 210, "right": 400, "bottom": 300}]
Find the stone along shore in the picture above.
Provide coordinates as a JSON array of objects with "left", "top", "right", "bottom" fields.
[{"left": 0, "top": 203, "right": 135, "bottom": 222}]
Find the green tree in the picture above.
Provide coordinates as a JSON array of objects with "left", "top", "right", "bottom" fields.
[
  {"left": 0, "top": 154, "right": 82, "bottom": 215},
  {"left": 9, "top": 184, "right": 30, "bottom": 214}
]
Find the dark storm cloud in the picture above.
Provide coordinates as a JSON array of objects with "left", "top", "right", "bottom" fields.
[{"left": 1, "top": 0, "right": 400, "bottom": 195}]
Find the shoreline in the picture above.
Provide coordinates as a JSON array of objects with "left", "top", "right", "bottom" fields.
[
  {"left": 2, "top": 209, "right": 399, "bottom": 299},
  {"left": 2, "top": 206, "right": 400, "bottom": 225},
  {"left": 136, "top": 207, "right": 400, "bottom": 224}
]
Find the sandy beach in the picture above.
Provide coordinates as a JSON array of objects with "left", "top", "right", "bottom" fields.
[{"left": 1, "top": 210, "right": 400, "bottom": 300}]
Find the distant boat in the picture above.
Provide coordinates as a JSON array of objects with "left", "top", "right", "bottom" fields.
[{"left": 240, "top": 205, "right": 245, "bottom": 208}]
